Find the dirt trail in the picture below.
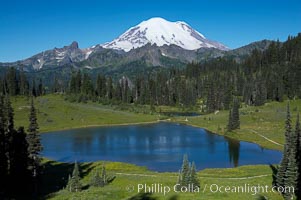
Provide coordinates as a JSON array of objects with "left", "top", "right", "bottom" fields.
[
  {"left": 248, "top": 129, "right": 283, "bottom": 147},
  {"left": 116, "top": 172, "right": 270, "bottom": 180}
]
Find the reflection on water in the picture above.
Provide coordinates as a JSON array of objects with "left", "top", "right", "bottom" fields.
[
  {"left": 41, "top": 123, "right": 281, "bottom": 172},
  {"left": 226, "top": 137, "right": 240, "bottom": 167}
]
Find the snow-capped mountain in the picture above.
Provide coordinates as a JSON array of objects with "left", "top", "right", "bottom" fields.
[
  {"left": 102, "top": 17, "right": 229, "bottom": 52},
  {"left": 0, "top": 17, "right": 233, "bottom": 71}
]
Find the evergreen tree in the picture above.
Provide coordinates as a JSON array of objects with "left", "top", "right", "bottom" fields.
[
  {"left": 276, "top": 103, "right": 292, "bottom": 189},
  {"left": 0, "top": 96, "right": 7, "bottom": 195},
  {"left": 223, "top": 88, "right": 232, "bottom": 110},
  {"left": 227, "top": 109, "right": 233, "bottom": 131},
  {"left": 96, "top": 74, "right": 106, "bottom": 98},
  {"left": 90, "top": 164, "right": 115, "bottom": 188},
  {"left": 115, "top": 81, "right": 122, "bottom": 101},
  {"left": 5, "top": 96, "right": 14, "bottom": 132},
  {"left": 107, "top": 77, "right": 113, "bottom": 100},
  {"left": 5, "top": 95, "right": 14, "bottom": 177},
  {"left": 206, "top": 82, "right": 216, "bottom": 113},
  {"left": 254, "top": 77, "right": 267, "bottom": 106},
  {"left": 81, "top": 73, "right": 94, "bottom": 96},
  {"left": 101, "top": 76, "right": 107, "bottom": 98},
  {"left": 285, "top": 112, "right": 299, "bottom": 193},
  {"left": 66, "top": 161, "right": 82, "bottom": 192},
  {"left": 295, "top": 113, "right": 301, "bottom": 199},
  {"left": 227, "top": 97, "right": 240, "bottom": 131},
  {"left": 69, "top": 72, "right": 77, "bottom": 94},
  {"left": 37, "top": 79, "right": 43, "bottom": 96},
  {"left": 181, "top": 154, "right": 190, "bottom": 187},
  {"left": 232, "top": 97, "right": 240, "bottom": 129},
  {"left": 8, "top": 127, "right": 30, "bottom": 193},
  {"left": 6, "top": 67, "right": 17, "bottom": 96},
  {"left": 276, "top": 106, "right": 301, "bottom": 199},
  {"left": 19, "top": 68, "right": 29, "bottom": 96},
  {"left": 26, "top": 98, "right": 43, "bottom": 178},
  {"left": 0, "top": 94, "right": 34, "bottom": 197},
  {"left": 67, "top": 174, "right": 71, "bottom": 188},
  {"left": 285, "top": 131, "right": 298, "bottom": 200},
  {"left": 189, "top": 162, "right": 200, "bottom": 189},
  {"left": 52, "top": 76, "right": 60, "bottom": 93},
  {"left": 90, "top": 169, "right": 104, "bottom": 187},
  {"left": 32, "top": 79, "right": 37, "bottom": 97},
  {"left": 176, "top": 155, "right": 200, "bottom": 192},
  {"left": 75, "top": 71, "right": 82, "bottom": 94}
]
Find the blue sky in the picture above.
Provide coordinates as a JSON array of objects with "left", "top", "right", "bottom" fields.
[{"left": 0, "top": 0, "right": 300, "bottom": 62}]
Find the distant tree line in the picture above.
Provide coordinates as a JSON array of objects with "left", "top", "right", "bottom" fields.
[
  {"left": 1, "top": 33, "right": 301, "bottom": 114},
  {"left": 65, "top": 33, "right": 301, "bottom": 113},
  {"left": 0, "top": 67, "right": 44, "bottom": 97}
]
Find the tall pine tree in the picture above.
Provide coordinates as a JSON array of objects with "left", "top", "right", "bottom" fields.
[
  {"left": 176, "top": 155, "right": 200, "bottom": 191},
  {"left": 232, "top": 97, "right": 240, "bottom": 129},
  {"left": 0, "top": 96, "right": 7, "bottom": 196},
  {"left": 90, "top": 169, "right": 103, "bottom": 187},
  {"left": 8, "top": 127, "right": 30, "bottom": 193},
  {"left": 227, "top": 109, "right": 233, "bottom": 131},
  {"left": 107, "top": 77, "right": 113, "bottom": 100},
  {"left": 37, "top": 79, "right": 43, "bottom": 96},
  {"left": 26, "top": 98, "right": 43, "bottom": 178},
  {"left": 227, "top": 97, "right": 240, "bottom": 131},
  {"left": 276, "top": 103, "right": 292, "bottom": 189},
  {"left": 5, "top": 96, "right": 14, "bottom": 133},
  {"left": 32, "top": 79, "right": 37, "bottom": 97},
  {"left": 6, "top": 68, "right": 17, "bottom": 96},
  {"left": 66, "top": 161, "right": 82, "bottom": 192},
  {"left": 181, "top": 154, "right": 190, "bottom": 187},
  {"left": 189, "top": 162, "right": 200, "bottom": 189},
  {"left": 295, "top": 113, "right": 301, "bottom": 199},
  {"left": 285, "top": 130, "right": 298, "bottom": 199},
  {"left": 5, "top": 95, "right": 14, "bottom": 177},
  {"left": 0, "top": 94, "right": 33, "bottom": 197}
]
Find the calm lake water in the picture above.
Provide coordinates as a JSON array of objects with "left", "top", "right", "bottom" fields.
[{"left": 41, "top": 122, "right": 282, "bottom": 172}]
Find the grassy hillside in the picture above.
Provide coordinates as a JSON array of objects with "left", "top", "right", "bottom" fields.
[
  {"left": 11, "top": 94, "right": 158, "bottom": 133},
  {"left": 11, "top": 95, "right": 299, "bottom": 151},
  {"left": 175, "top": 100, "right": 301, "bottom": 151},
  {"left": 8, "top": 95, "right": 295, "bottom": 199},
  {"left": 42, "top": 161, "right": 283, "bottom": 200}
]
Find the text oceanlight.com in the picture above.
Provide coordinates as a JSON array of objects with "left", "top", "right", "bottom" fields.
[{"left": 126, "top": 183, "right": 295, "bottom": 196}]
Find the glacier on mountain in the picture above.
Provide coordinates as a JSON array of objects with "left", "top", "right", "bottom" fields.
[{"left": 102, "top": 17, "right": 228, "bottom": 52}]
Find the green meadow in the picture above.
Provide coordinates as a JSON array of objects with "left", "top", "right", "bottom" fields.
[
  {"left": 177, "top": 100, "right": 301, "bottom": 151},
  {"left": 11, "top": 94, "right": 158, "bottom": 133},
  {"left": 42, "top": 161, "right": 283, "bottom": 200},
  {"left": 10, "top": 95, "right": 298, "bottom": 199}
]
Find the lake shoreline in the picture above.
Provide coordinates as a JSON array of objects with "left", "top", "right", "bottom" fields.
[
  {"left": 176, "top": 120, "right": 282, "bottom": 151},
  {"left": 41, "top": 117, "right": 282, "bottom": 152},
  {"left": 41, "top": 122, "right": 281, "bottom": 171},
  {"left": 40, "top": 119, "right": 172, "bottom": 134}
]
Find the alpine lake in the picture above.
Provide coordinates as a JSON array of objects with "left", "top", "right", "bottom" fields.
[{"left": 41, "top": 122, "right": 282, "bottom": 172}]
